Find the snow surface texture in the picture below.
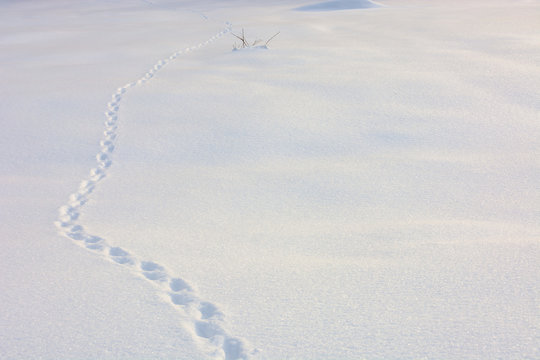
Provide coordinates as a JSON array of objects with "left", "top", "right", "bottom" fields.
[{"left": 1, "top": 0, "right": 539, "bottom": 359}]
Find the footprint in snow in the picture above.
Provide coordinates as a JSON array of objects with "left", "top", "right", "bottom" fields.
[
  {"left": 141, "top": 261, "right": 167, "bottom": 281},
  {"left": 89, "top": 167, "right": 106, "bottom": 182},
  {"left": 170, "top": 277, "right": 192, "bottom": 292},
  {"left": 109, "top": 247, "right": 134, "bottom": 265},
  {"left": 195, "top": 320, "right": 222, "bottom": 339},
  {"left": 199, "top": 301, "right": 223, "bottom": 320},
  {"left": 84, "top": 235, "right": 105, "bottom": 251},
  {"left": 170, "top": 291, "right": 196, "bottom": 306},
  {"left": 59, "top": 205, "right": 80, "bottom": 222},
  {"left": 67, "top": 230, "right": 85, "bottom": 241},
  {"left": 78, "top": 180, "right": 96, "bottom": 196},
  {"left": 84, "top": 235, "right": 103, "bottom": 244}
]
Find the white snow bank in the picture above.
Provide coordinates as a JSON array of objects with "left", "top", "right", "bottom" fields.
[{"left": 296, "top": 0, "right": 380, "bottom": 11}]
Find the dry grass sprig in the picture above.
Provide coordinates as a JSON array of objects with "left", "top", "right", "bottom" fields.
[{"left": 232, "top": 29, "right": 280, "bottom": 50}]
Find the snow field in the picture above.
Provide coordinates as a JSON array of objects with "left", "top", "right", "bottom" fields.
[{"left": 1, "top": 0, "right": 539, "bottom": 359}]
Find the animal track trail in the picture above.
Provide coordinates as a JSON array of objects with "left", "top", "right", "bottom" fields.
[{"left": 54, "top": 23, "right": 258, "bottom": 360}]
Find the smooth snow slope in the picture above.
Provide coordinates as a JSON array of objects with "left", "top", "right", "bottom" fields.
[
  {"left": 1, "top": 0, "right": 539, "bottom": 359},
  {"left": 296, "top": 0, "right": 380, "bottom": 11}
]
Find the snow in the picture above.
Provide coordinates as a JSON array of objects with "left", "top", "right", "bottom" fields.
[
  {"left": 295, "top": 0, "right": 381, "bottom": 11},
  {"left": 1, "top": 0, "right": 539, "bottom": 359}
]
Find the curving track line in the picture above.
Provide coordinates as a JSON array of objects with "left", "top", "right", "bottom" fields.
[{"left": 55, "top": 22, "right": 258, "bottom": 360}]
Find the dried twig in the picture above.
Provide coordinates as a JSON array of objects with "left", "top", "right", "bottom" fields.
[
  {"left": 265, "top": 31, "right": 280, "bottom": 47},
  {"left": 231, "top": 29, "right": 280, "bottom": 50}
]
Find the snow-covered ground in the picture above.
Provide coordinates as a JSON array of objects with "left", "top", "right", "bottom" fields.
[{"left": 1, "top": 0, "right": 539, "bottom": 359}]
